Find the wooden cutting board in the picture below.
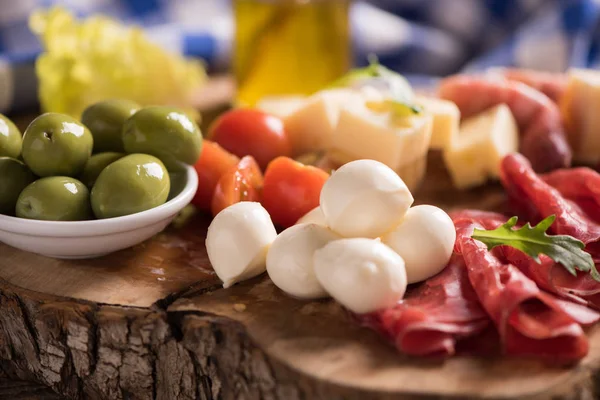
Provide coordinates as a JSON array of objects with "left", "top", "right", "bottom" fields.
[
  {"left": 2, "top": 79, "right": 600, "bottom": 400},
  {"left": 2, "top": 153, "right": 600, "bottom": 400}
]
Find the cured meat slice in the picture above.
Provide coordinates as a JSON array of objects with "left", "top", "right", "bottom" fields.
[
  {"left": 453, "top": 215, "right": 600, "bottom": 324},
  {"left": 486, "top": 68, "right": 567, "bottom": 104},
  {"left": 439, "top": 76, "right": 571, "bottom": 172},
  {"left": 543, "top": 167, "right": 600, "bottom": 224},
  {"left": 358, "top": 254, "right": 490, "bottom": 357},
  {"left": 501, "top": 246, "right": 600, "bottom": 310},
  {"left": 456, "top": 220, "right": 591, "bottom": 363},
  {"left": 500, "top": 153, "right": 600, "bottom": 244},
  {"left": 497, "top": 157, "right": 600, "bottom": 308},
  {"left": 449, "top": 209, "right": 506, "bottom": 231}
]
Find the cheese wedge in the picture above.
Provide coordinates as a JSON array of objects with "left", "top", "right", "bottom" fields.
[
  {"left": 283, "top": 89, "right": 362, "bottom": 156},
  {"left": 327, "top": 99, "right": 433, "bottom": 176},
  {"left": 560, "top": 69, "right": 600, "bottom": 164},
  {"left": 256, "top": 95, "right": 306, "bottom": 119},
  {"left": 416, "top": 96, "right": 460, "bottom": 150},
  {"left": 443, "top": 104, "right": 518, "bottom": 189}
]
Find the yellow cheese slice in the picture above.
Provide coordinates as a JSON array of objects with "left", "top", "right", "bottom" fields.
[
  {"left": 443, "top": 104, "right": 518, "bottom": 189},
  {"left": 416, "top": 96, "right": 460, "bottom": 150},
  {"left": 560, "top": 68, "right": 600, "bottom": 164}
]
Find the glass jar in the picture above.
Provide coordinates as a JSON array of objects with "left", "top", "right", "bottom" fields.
[{"left": 233, "top": 0, "right": 351, "bottom": 106}]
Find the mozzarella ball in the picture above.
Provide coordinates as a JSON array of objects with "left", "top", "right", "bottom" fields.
[
  {"left": 313, "top": 238, "right": 407, "bottom": 314},
  {"left": 296, "top": 206, "right": 327, "bottom": 227},
  {"left": 381, "top": 205, "right": 456, "bottom": 284},
  {"left": 319, "top": 159, "right": 414, "bottom": 238},
  {"left": 206, "top": 202, "right": 277, "bottom": 288},
  {"left": 267, "top": 223, "right": 341, "bottom": 299}
]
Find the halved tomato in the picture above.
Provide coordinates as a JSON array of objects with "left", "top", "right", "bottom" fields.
[
  {"left": 211, "top": 156, "right": 264, "bottom": 217},
  {"left": 191, "top": 140, "right": 240, "bottom": 211},
  {"left": 261, "top": 156, "right": 329, "bottom": 228}
]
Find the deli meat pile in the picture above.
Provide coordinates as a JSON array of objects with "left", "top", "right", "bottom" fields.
[{"left": 358, "top": 154, "right": 600, "bottom": 363}]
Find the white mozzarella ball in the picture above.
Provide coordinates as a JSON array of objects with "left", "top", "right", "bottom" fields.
[
  {"left": 266, "top": 223, "right": 341, "bottom": 299},
  {"left": 313, "top": 238, "right": 407, "bottom": 314},
  {"left": 381, "top": 205, "right": 456, "bottom": 284},
  {"left": 206, "top": 202, "right": 277, "bottom": 288},
  {"left": 296, "top": 206, "right": 327, "bottom": 227},
  {"left": 319, "top": 159, "right": 414, "bottom": 238}
]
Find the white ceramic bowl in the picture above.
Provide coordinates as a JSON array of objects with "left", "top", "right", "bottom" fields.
[{"left": 0, "top": 164, "right": 198, "bottom": 259}]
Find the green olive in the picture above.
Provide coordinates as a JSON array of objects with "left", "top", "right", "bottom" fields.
[
  {"left": 91, "top": 154, "right": 170, "bottom": 219},
  {"left": 22, "top": 113, "right": 93, "bottom": 177},
  {"left": 16, "top": 177, "right": 92, "bottom": 221},
  {"left": 122, "top": 106, "right": 202, "bottom": 168},
  {"left": 81, "top": 99, "right": 140, "bottom": 153},
  {"left": 80, "top": 152, "right": 125, "bottom": 188},
  {"left": 0, "top": 114, "right": 23, "bottom": 159},
  {"left": 0, "top": 157, "right": 35, "bottom": 215}
]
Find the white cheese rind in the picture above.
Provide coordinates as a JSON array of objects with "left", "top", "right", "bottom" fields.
[
  {"left": 416, "top": 96, "right": 460, "bottom": 150},
  {"left": 381, "top": 205, "right": 456, "bottom": 284},
  {"left": 319, "top": 159, "right": 414, "bottom": 238},
  {"left": 313, "top": 238, "right": 407, "bottom": 314},
  {"left": 206, "top": 202, "right": 277, "bottom": 288},
  {"left": 443, "top": 103, "right": 519, "bottom": 189},
  {"left": 266, "top": 224, "right": 341, "bottom": 299},
  {"left": 560, "top": 68, "right": 600, "bottom": 164}
]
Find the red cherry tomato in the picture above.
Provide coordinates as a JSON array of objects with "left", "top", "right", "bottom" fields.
[
  {"left": 261, "top": 156, "right": 329, "bottom": 228},
  {"left": 191, "top": 140, "right": 240, "bottom": 211},
  {"left": 211, "top": 156, "right": 264, "bottom": 217},
  {"left": 209, "top": 108, "right": 292, "bottom": 170}
]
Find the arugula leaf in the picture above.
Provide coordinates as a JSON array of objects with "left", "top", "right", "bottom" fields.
[
  {"left": 471, "top": 215, "right": 600, "bottom": 282},
  {"left": 327, "top": 55, "right": 420, "bottom": 116}
]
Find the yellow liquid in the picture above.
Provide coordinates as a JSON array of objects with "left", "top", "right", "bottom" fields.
[{"left": 234, "top": 0, "right": 351, "bottom": 106}]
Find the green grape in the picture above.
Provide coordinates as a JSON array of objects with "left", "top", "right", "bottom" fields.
[{"left": 29, "top": 7, "right": 206, "bottom": 119}]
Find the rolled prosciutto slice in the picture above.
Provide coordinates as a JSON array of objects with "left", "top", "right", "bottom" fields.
[
  {"left": 499, "top": 155, "right": 600, "bottom": 308},
  {"left": 456, "top": 220, "right": 591, "bottom": 363},
  {"left": 439, "top": 76, "right": 571, "bottom": 172},
  {"left": 358, "top": 254, "right": 490, "bottom": 357}
]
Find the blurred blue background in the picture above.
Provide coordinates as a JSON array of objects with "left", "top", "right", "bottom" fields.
[{"left": 1, "top": 0, "right": 599, "bottom": 112}]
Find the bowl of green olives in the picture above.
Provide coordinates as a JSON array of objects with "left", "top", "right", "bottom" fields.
[{"left": 0, "top": 101, "right": 202, "bottom": 259}]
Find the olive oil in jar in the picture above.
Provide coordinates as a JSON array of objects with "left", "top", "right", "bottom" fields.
[{"left": 234, "top": 0, "right": 351, "bottom": 106}]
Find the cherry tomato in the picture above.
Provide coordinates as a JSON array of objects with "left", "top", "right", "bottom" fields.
[
  {"left": 261, "top": 156, "right": 329, "bottom": 228},
  {"left": 191, "top": 140, "right": 240, "bottom": 211},
  {"left": 211, "top": 156, "right": 264, "bottom": 217},
  {"left": 209, "top": 108, "right": 292, "bottom": 170}
]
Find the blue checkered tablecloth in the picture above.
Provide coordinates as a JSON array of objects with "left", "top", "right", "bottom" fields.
[{"left": 1, "top": 0, "right": 599, "bottom": 113}]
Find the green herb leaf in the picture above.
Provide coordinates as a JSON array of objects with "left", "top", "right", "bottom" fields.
[
  {"left": 327, "top": 55, "right": 420, "bottom": 116},
  {"left": 471, "top": 215, "right": 600, "bottom": 282}
]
